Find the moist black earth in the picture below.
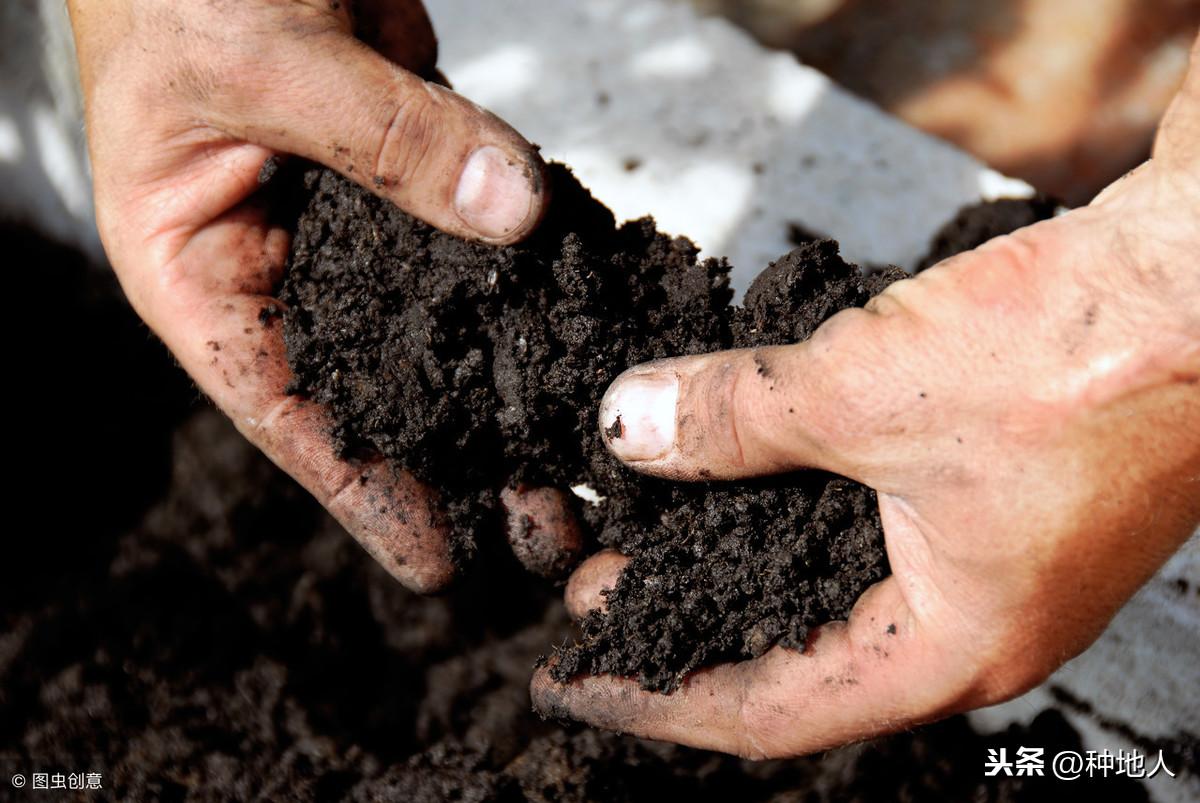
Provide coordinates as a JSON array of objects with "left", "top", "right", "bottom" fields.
[
  {"left": 281, "top": 165, "right": 899, "bottom": 691},
  {"left": 1, "top": 219, "right": 1162, "bottom": 801},
  {"left": 917, "top": 194, "right": 1059, "bottom": 271}
]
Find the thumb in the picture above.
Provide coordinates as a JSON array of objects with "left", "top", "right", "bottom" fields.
[
  {"left": 220, "top": 30, "right": 546, "bottom": 244},
  {"left": 598, "top": 320, "right": 884, "bottom": 483}
]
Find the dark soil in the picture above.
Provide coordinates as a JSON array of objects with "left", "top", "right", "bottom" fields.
[
  {"left": 281, "top": 166, "right": 898, "bottom": 691},
  {"left": 0, "top": 219, "right": 1159, "bottom": 801},
  {"left": 917, "top": 195, "right": 1059, "bottom": 271}
]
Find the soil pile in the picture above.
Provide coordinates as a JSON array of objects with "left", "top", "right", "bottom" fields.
[{"left": 281, "top": 166, "right": 896, "bottom": 690}]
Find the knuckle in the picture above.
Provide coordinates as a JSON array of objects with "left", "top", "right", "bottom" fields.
[
  {"left": 371, "top": 85, "right": 441, "bottom": 189},
  {"left": 801, "top": 309, "right": 904, "bottom": 449},
  {"left": 673, "top": 356, "right": 744, "bottom": 471},
  {"left": 972, "top": 227, "right": 1046, "bottom": 283},
  {"left": 862, "top": 276, "right": 918, "bottom": 318}
]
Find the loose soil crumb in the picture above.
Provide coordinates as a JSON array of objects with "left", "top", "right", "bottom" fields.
[{"left": 281, "top": 166, "right": 898, "bottom": 691}]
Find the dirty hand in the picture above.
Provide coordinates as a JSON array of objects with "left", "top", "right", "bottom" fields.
[
  {"left": 532, "top": 44, "right": 1200, "bottom": 756},
  {"left": 69, "top": 0, "right": 567, "bottom": 592}
]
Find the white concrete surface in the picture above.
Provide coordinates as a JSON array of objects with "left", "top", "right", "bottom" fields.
[
  {"left": 429, "top": 0, "right": 1033, "bottom": 293},
  {"left": 2, "top": 0, "right": 1196, "bottom": 798}
]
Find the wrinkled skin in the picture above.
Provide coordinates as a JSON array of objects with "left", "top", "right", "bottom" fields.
[
  {"left": 533, "top": 39, "right": 1200, "bottom": 758},
  {"left": 68, "top": 0, "right": 574, "bottom": 591}
]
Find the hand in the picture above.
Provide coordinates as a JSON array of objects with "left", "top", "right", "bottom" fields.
[
  {"left": 532, "top": 41, "right": 1200, "bottom": 757},
  {"left": 69, "top": 0, "right": 568, "bottom": 591}
]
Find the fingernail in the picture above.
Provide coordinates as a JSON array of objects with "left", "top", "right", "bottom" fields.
[
  {"left": 599, "top": 372, "right": 678, "bottom": 462},
  {"left": 454, "top": 145, "right": 536, "bottom": 240}
]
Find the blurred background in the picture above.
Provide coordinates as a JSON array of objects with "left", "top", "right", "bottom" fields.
[{"left": 691, "top": 0, "right": 1200, "bottom": 205}]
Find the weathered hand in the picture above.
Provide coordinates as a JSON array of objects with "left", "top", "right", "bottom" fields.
[
  {"left": 69, "top": 0, "right": 568, "bottom": 591},
  {"left": 532, "top": 42, "right": 1200, "bottom": 756}
]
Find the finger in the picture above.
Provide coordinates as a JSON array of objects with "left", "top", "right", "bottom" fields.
[
  {"left": 564, "top": 549, "right": 628, "bottom": 619},
  {"left": 533, "top": 577, "right": 983, "bottom": 758},
  {"left": 597, "top": 334, "right": 877, "bottom": 482},
  {"left": 500, "top": 486, "right": 585, "bottom": 579},
  {"left": 217, "top": 26, "right": 547, "bottom": 244},
  {"left": 143, "top": 204, "right": 455, "bottom": 593}
]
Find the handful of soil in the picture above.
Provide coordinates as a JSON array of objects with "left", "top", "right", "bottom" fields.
[{"left": 280, "top": 165, "right": 897, "bottom": 691}]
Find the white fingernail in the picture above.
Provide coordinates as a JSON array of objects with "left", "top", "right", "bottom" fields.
[
  {"left": 454, "top": 145, "right": 536, "bottom": 240},
  {"left": 599, "top": 373, "right": 678, "bottom": 461}
]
